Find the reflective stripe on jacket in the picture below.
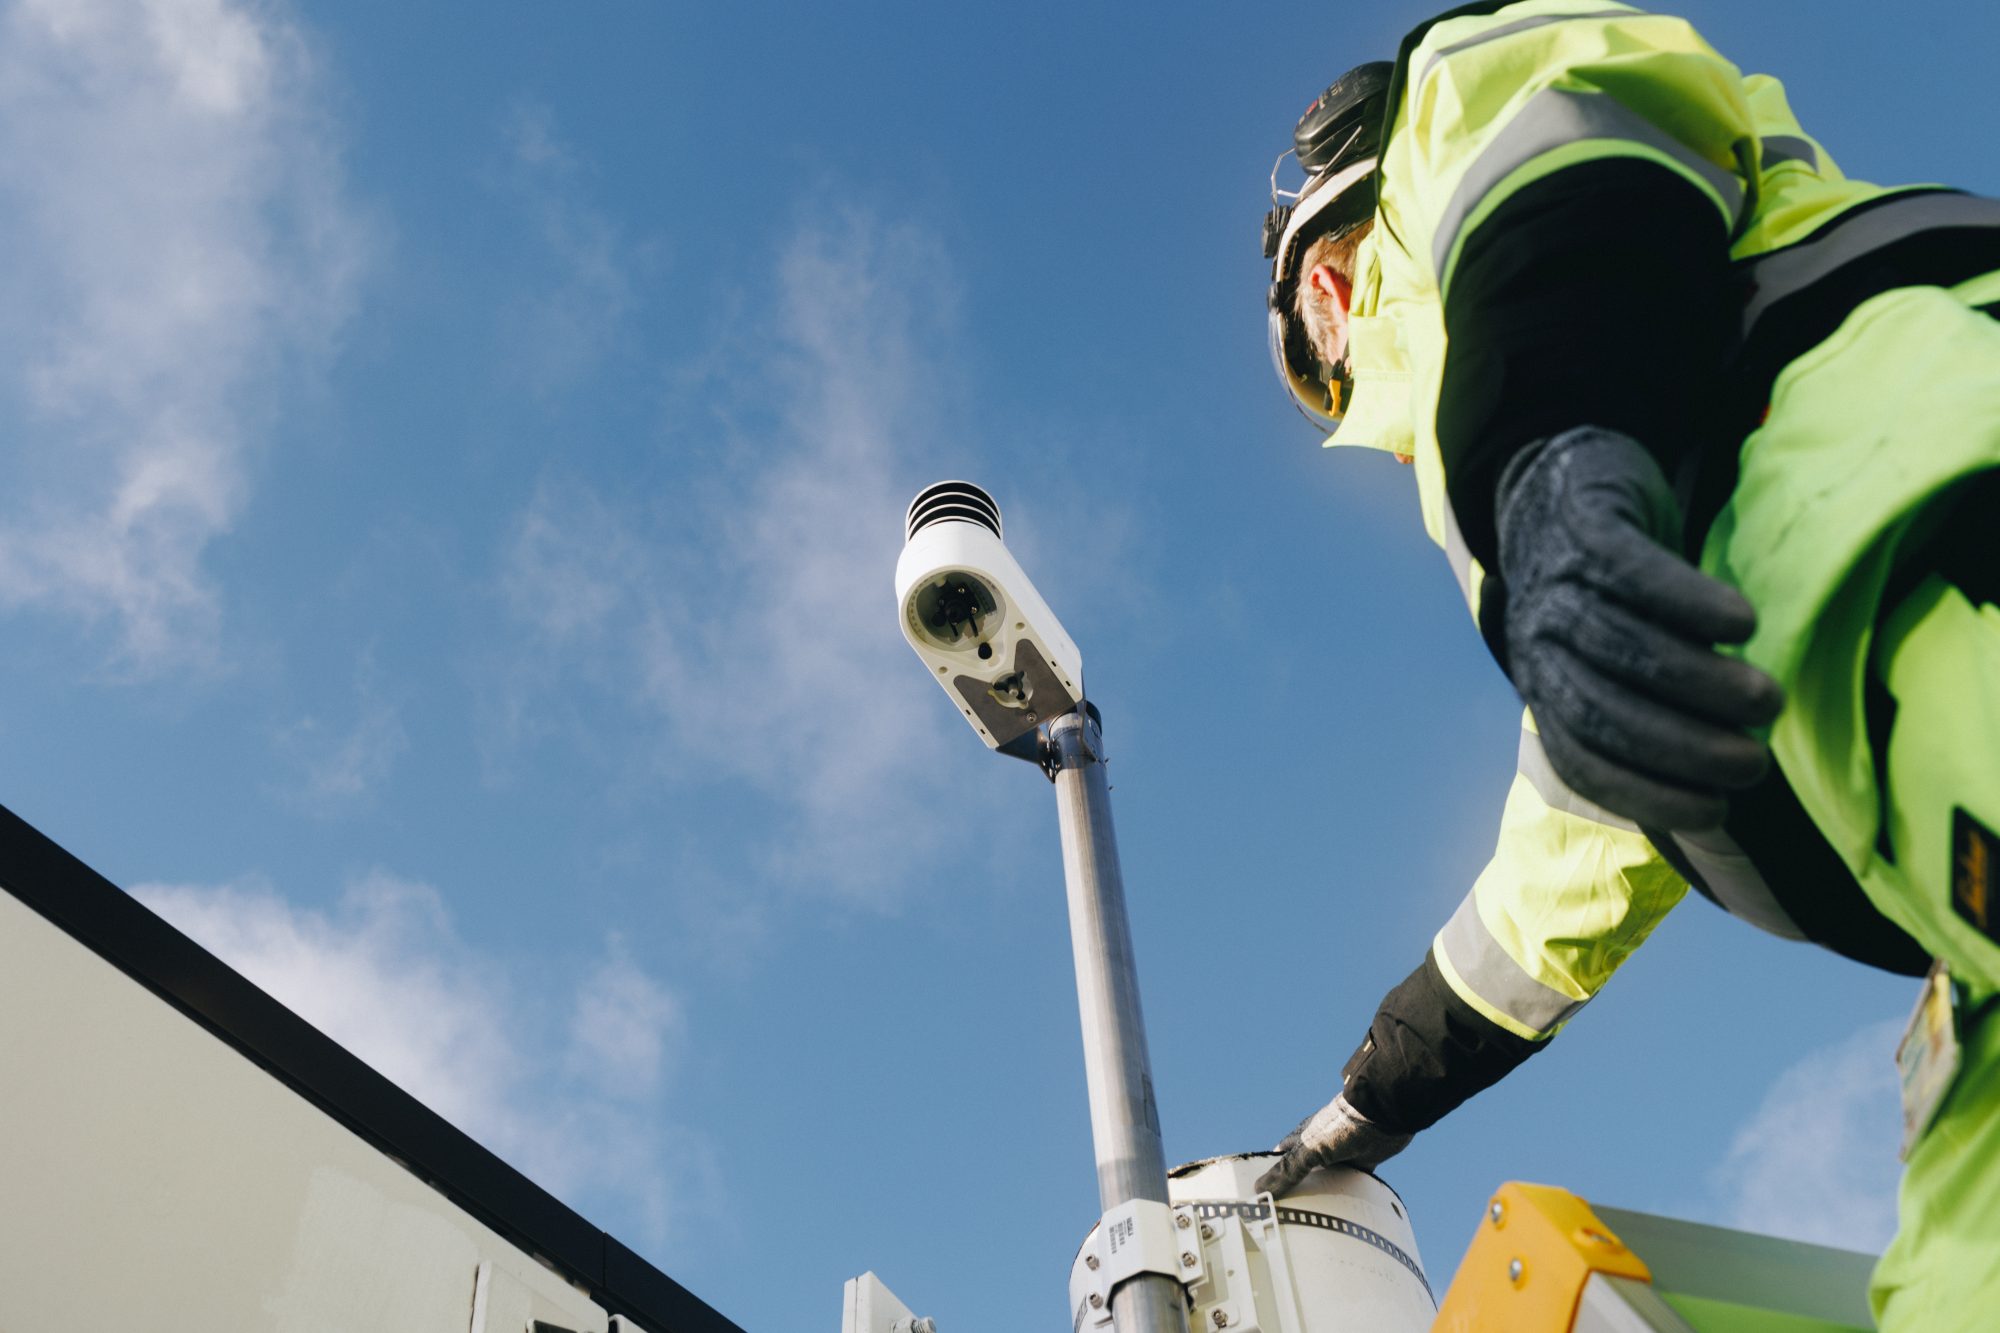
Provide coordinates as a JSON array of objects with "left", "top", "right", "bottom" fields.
[{"left": 1436, "top": 711, "right": 1683, "bottom": 1042}]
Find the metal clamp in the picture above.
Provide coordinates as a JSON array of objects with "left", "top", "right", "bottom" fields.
[
  {"left": 1250, "top": 1191, "right": 1307, "bottom": 1333},
  {"left": 1083, "top": 1199, "right": 1192, "bottom": 1325},
  {"left": 1035, "top": 702, "right": 1103, "bottom": 781}
]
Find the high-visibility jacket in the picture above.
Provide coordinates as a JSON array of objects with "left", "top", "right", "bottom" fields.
[{"left": 1327, "top": 0, "right": 2000, "bottom": 1134}]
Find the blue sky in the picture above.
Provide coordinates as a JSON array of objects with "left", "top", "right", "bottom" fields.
[{"left": 2, "top": 2, "right": 1995, "bottom": 1329}]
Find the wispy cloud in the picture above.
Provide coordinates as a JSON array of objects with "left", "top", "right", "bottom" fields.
[
  {"left": 133, "top": 872, "right": 697, "bottom": 1250},
  {"left": 273, "top": 653, "right": 409, "bottom": 812},
  {"left": 566, "top": 935, "right": 682, "bottom": 1099},
  {"left": 496, "top": 103, "right": 651, "bottom": 396},
  {"left": 0, "top": 0, "right": 367, "bottom": 669},
  {"left": 1709, "top": 1017, "right": 1904, "bottom": 1253},
  {"left": 494, "top": 209, "right": 1019, "bottom": 907}
]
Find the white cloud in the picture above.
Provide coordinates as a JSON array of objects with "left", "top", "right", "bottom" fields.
[
  {"left": 567, "top": 938, "right": 683, "bottom": 1100},
  {"left": 502, "top": 481, "right": 644, "bottom": 649},
  {"left": 133, "top": 873, "right": 696, "bottom": 1249},
  {"left": 496, "top": 210, "right": 1013, "bottom": 906},
  {"left": 275, "top": 655, "right": 409, "bottom": 811},
  {"left": 0, "top": 0, "right": 367, "bottom": 669},
  {"left": 1711, "top": 1017, "right": 1904, "bottom": 1252}
]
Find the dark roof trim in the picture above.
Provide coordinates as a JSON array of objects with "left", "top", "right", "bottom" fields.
[{"left": 0, "top": 801, "right": 744, "bottom": 1333}]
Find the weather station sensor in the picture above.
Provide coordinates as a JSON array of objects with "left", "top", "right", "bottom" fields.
[
  {"left": 858, "top": 483, "right": 1437, "bottom": 1333},
  {"left": 894, "top": 481, "right": 1085, "bottom": 761}
]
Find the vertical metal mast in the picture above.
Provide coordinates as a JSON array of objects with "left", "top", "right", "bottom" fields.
[
  {"left": 1046, "top": 707, "right": 1186, "bottom": 1333},
  {"left": 894, "top": 482, "right": 1184, "bottom": 1332}
]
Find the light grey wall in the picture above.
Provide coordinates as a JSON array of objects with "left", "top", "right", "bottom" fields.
[{"left": 0, "top": 890, "right": 624, "bottom": 1333}]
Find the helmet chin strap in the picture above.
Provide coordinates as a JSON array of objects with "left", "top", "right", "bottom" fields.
[{"left": 1318, "top": 358, "right": 1351, "bottom": 416}]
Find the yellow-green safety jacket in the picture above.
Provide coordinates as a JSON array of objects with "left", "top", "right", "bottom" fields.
[{"left": 1329, "top": 0, "right": 2000, "bottom": 1132}]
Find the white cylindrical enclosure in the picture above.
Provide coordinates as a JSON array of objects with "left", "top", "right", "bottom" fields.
[
  {"left": 1068, "top": 1154, "right": 1436, "bottom": 1333},
  {"left": 894, "top": 481, "right": 1085, "bottom": 753}
]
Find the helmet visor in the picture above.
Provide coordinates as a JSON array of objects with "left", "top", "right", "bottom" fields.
[
  {"left": 1268, "top": 298, "right": 1344, "bottom": 435},
  {"left": 1266, "top": 154, "right": 1376, "bottom": 438}
]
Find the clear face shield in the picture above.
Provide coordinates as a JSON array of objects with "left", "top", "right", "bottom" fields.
[
  {"left": 1262, "top": 59, "right": 1392, "bottom": 436},
  {"left": 1267, "top": 293, "right": 1347, "bottom": 434},
  {"left": 1264, "top": 152, "right": 1377, "bottom": 435}
]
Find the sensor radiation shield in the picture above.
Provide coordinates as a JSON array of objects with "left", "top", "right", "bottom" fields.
[{"left": 895, "top": 481, "right": 1084, "bottom": 756}]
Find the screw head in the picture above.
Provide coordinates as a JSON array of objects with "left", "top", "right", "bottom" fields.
[
  {"left": 1199, "top": 1223, "right": 1215, "bottom": 1240},
  {"left": 1508, "top": 1258, "right": 1525, "bottom": 1284},
  {"left": 1085, "top": 1255, "right": 1099, "bottom": 1270},
  {"left": 1212, "top": 1311, "right": 1230, "bottom": 1329},
  {"left": 1490, "top": 1201, "right": 1505, "bottom": 1225},
  {"left": 1176, "top": 1213, "right": 1192, "bottom": 1230},
  {"left": 1181, "top": 1252, "right": 1198, "bottom": 1268},
  {"left": 1089, "top": 1294, "right": 1104, "bottom": 1309}
]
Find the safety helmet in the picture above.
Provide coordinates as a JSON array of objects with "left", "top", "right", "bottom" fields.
[{"left": 1263, "top": 61, "right": 1394, "bottom": 432}]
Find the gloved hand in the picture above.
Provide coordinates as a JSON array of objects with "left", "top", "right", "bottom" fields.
[
  {"left": 1253, "top": 1093, "right": 1413, "bottom": 1198},
  {"left": 1495, "top": 426, "right": 1785, "bottom": 831}
]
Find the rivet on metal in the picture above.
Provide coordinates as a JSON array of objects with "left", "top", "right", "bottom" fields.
[
  {"left": 1181, "top": 1252, "right": 1198, "bottom": 1268},
  {"left": 1089, "top": 1294, "right": 1104, "bottom": 1309},
  {"left": 1176, "top": 1213, "right": 1192, "bottom": 1230},
  {"left": 1490, "top": 1201, "right": 1505, "bottom": 1225},
  {"left": 1199, "top": 1224, "right": 1215, "bottom": 1240},
  {"left": 1508, "top": 1258, "right": 1525, "bottom": 1284},
  {"left": 1212, "top": 1311, "right": 1230, "bottom": 1329},
  {"left": 1085, "top": 1255, "right": 1099, "bottom": 1270}
]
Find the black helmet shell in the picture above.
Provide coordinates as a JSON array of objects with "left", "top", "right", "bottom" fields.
[{"left": 1294, "top": 61, "right": 1394, "bottom": 174}]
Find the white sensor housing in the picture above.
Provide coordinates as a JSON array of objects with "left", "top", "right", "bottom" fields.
[{"left": 895, "top": 481, "right": 1084, "bottom": 754}]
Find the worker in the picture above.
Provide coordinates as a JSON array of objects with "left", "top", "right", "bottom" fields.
[{"left": 1252, "top": 6, "right": 2000, "bottom": 1328}]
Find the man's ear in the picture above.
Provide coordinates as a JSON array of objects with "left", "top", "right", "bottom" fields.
[{"left": 1307, "top": 263, "right": 1353, "bottom": 315}]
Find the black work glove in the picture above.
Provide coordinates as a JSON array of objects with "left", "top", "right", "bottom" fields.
[
  {"left": 1253, "top": 1093, "right": 1413, "bottom": 1198},
  {"left": 1495, "top": 426, "right": 1784, "bottom": 830}
]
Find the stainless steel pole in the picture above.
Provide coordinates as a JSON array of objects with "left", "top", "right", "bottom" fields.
[{"left": 1046, "top": 707, "right": 1187, "bottom": 1333}]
